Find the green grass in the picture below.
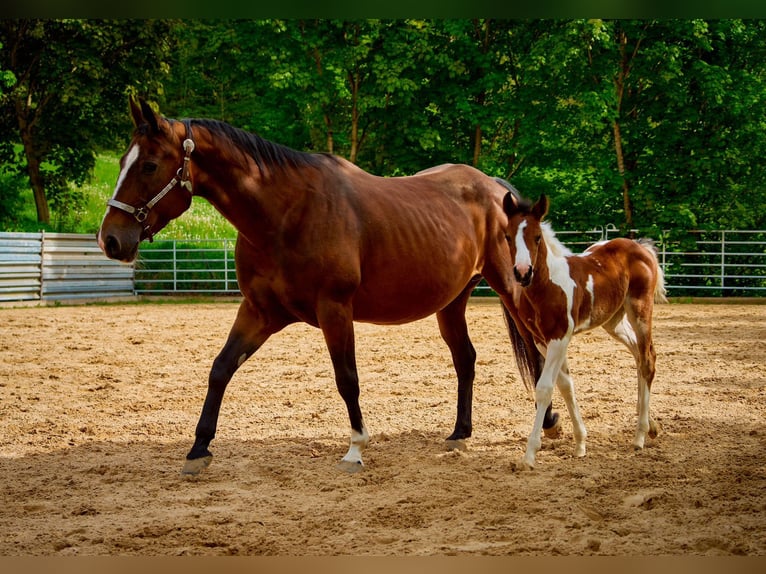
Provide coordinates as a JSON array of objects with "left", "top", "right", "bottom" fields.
[
  {"left": 87, "top": 152, "right": 234, "bottom": 239},
  {"left": 7, "top": 151, "right": 234, "bottom": 239}
]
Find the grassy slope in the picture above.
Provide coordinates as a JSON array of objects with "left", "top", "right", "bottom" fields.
[{"left": 9, "top": 152, "right": 234, "bottom": 239}]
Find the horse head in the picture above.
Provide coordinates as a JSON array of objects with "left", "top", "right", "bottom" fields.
[
  {"left": 502, "top": 192, "right": 549, "bottom": 287},
  {"left": 97, "top": 97, "right": 194, "bottom": 262}
]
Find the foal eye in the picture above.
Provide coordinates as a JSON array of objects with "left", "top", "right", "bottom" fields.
[{"left": 142, "top": 162, "right": 158, "bottom": 175}]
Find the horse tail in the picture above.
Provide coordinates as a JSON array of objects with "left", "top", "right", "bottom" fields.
[
  {"left": 501, "top": 301, "right": 541, "bottom": 394},
  {"left": 637, "top": 238, "right": 668, "bottom": 304}
]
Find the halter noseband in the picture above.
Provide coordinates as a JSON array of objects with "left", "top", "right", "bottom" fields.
[{"left": 107, "top": 119, "right": 195, "bottom": 242}]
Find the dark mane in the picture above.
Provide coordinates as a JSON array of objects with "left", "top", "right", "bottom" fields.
[{"left": 182, "top": 118, "right": 330, "bottom": 173}]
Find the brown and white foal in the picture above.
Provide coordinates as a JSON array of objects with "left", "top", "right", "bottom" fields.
[{"left": 502, "top": 193, "right": 667, "bottom": 470}]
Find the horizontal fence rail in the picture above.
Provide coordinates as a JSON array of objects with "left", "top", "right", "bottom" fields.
[
  {"left": 134, "top": 231, "right": 766, "bottom": 299},
  {"left": 1, "top": 230, "right": 763, "bottom": 302},
  {"left": 0, "top": 232, "right": 135, "bottom": 302}
]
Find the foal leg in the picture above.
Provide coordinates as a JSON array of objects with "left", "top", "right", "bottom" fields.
[
  {"left": 499, "top": 300, "right": 560, "bottom": 437},
  {"left": 519, "top": 338, "right": 570, "bottom": 470},
  {"left": 604, "top": 307, "right": 658, "bottom": 450},
  {"left": 437, "top": 280, "right": 478, "bottom": 448},
  {"left": 555, "top": 359, "right": 587, "bottom": 458},
  {"left": 182, "top": 300, "right": 286, "bottom": 475},
  {"left": 317, "top": 299, "right": 368, "bottom": 473}
]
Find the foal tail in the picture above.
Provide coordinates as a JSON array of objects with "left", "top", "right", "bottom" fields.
[
  {"left": 501, "top": 302, "right": 541, "bottom": 393},
  {"left": 637, "top": 238, "right": 668, "bottom": 304}
]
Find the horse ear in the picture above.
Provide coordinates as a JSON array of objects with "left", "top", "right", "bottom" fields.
[
  {"left": 129, "top": 96, "right": 143, "bottom": 128},
  {"left": 502, "top": 191, "right": 518, "bottom": 216},
  {"left": 139, "top": 98, "right": 161, "bottom": 134},
  {"left": 533, "top": 194, "right": 549, "bottom": 219}
]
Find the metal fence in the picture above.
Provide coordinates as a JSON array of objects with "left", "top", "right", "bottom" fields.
[
  {"left": 133, "top": 230, "right": 766, "bottom": 298},
  {"left": 0, "top": 232, "right": 134, "bottom": 302},
  {"left": 0, "top": 230, "right": 762, "bottom": 302}
]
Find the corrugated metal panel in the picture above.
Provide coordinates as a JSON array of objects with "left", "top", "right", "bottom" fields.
[
  {"left": 0, "top": 232, "right": 135, "bottom": 302},
  {"left": 0, "top": 232, "right": 42, "bottom": 301}
]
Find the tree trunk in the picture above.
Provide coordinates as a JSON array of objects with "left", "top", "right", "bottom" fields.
[
  {"left": 16, "top": 98, "right": 50, "bottom": 225},
  {"left": 612, "top": 26, "right": 638, "bottom": 229},
  {"left": 612, "top": 119, "right": 633, "bottom": 227},
  {"left": 349, "top": 68, "right": 360, "bottom": 164},
  {"left": 473, "top": 124, "right": 482, "bottom": 167}
]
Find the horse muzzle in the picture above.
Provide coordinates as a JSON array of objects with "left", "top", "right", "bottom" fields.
[
  {"left": 513, "top": 265, "right": 533, "bottom": 287},
  {"left": 97, "top": 227, "right": 141, "bottom": 263}
]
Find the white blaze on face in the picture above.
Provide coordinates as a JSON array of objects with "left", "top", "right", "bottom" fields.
[
  {"left": 513, "top": 220, "right": 532, "bottom": 275},
  {"left": 97, "top": 144, "right": 140, "bottom": 250}
]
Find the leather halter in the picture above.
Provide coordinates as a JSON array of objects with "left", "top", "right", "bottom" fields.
[{"left": 107, "top": 119, "right": 195, "bottom": 242}]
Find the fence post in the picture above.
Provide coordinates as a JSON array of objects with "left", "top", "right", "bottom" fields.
[
  {"left": 720, "top": 230, "right": 726, "bottom": 293},
  {"left": 224, "top": 239, "right": 230, "bottom": 292},
  {"left": 39, "top": 230, "right": 45, "bottom": 300},
  {"left": 173, "top": 240, "right": 178, "bottom": 292}
]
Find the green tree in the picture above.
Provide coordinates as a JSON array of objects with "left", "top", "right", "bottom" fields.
[
  {"left": 510, "top": 19, "right": 766, "bottom": 231},
  {"left": 0, "top": 19, "right": 176, "bottom": 227}
]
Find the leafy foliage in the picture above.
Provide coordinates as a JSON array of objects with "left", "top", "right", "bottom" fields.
[{"left": 2, "top": 19, "right": 765, "bottom": 234}]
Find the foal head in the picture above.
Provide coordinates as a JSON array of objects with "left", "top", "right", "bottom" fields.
[
  {"left": 502, "top": 193, "right": 549, "bottom": 287},
  {"left": 97, "top": 97, "right": 193, "bottom": 262}
]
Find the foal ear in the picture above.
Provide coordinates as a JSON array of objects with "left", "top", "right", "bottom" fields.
[
  {"left": 532, "top": 194, "right": 549, "bottom": 219},
  {"left": 502, "top": 191, "right": 519, "bottom": 216}
]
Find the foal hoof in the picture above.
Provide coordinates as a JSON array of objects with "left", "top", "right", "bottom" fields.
[
  {"left": 543, "top": 418, "right": 563, "bottom": 439},
  {"left": 648, "top": 419, "right": 660, "bottom": 439},
  {"left": 181, "top": 455, "right": 212, "bottom": 476},
  {"left": 513, "top": 459, "right": 535, "bottom": 472},
  {"left": 336, "top": 460, "right": 364, "bottom": 474},
  {"left": 445, "top": 439, "right": 468, "bottom": 452}
]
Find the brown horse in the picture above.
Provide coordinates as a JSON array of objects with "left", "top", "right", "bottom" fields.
[
  {"left": 97, "top": 97, "right": 557, "bottom": 475},
  {"left": 502, "top": 192, "right": 667, "bottom": 470}
]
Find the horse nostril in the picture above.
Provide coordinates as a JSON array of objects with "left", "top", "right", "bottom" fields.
[{"left": 104, "top": 235, "right": 121, "bottom": 259}]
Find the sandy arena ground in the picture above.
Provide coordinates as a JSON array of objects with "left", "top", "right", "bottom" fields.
[{"left": 0, "top": 299, "right": 764, "bottom": 555}]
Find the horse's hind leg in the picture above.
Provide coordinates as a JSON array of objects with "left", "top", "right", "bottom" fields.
[
  {"left": 604, "top": 304, "right": 658, "bottom": 450},
  {"left": 182, "top": 299, "right": 287, "bottom": 475},
  {"left": 437, "top": 279, "right": 479, "bottom": 449}
]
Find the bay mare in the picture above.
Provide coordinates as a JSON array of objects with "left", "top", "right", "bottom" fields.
[
  {"left": 501, "top": 192, "right": 666, "bottom": 470},
  {"left": 97, "top": 97, "right": 556, "bottom": 475}
]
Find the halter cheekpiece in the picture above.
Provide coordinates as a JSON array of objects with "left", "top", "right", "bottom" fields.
[{"left": 107, "top": 119, "right": 195, "bottom": 242}]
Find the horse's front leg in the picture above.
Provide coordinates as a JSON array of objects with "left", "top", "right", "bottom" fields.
[
  {"left": 317, "top": 300, "right": 368, "bottom": 473},
  {"left": 436, "top": 280, "right": 479, "bottom": 449},
  {"left": 519, "top": 338, "right": 570, "bottom": 471},
  {"left": 182, "top": 300, "right": 283, "bottom": 476}
]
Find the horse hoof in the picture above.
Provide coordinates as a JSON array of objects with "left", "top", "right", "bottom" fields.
[
  {"left": 648, "top": 419, "right": 660, "bottom": 439},
  {"left": 181, "top": 456, "right": 212, "bottom": 476},
  {"left": 543, "top": 419, "right": 563, "bottom": 439},
  {"left": 445, "top": 439, "right": 468, "bottom": 452},
  {"left": 513, "top": 459, "right": 535, "bottom": 472},
  {"left": 336, "top": 460, "right": 364, "bottom": 474}
]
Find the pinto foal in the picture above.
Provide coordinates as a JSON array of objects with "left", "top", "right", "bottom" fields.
[{"left": 502, "top": 193, "right": 667, "bottom": 470}]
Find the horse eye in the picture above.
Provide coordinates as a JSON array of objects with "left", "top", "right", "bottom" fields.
[
  {"left": 142, "top": 162, "right": 158, "bottom": 175},
  {"left": 535, "top": 234, "right": 542, "bottom": 244}
]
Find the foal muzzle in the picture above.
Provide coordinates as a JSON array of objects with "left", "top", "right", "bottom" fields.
[{"left": 514, "top": 265, "right": 533, "bottom": 287}]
